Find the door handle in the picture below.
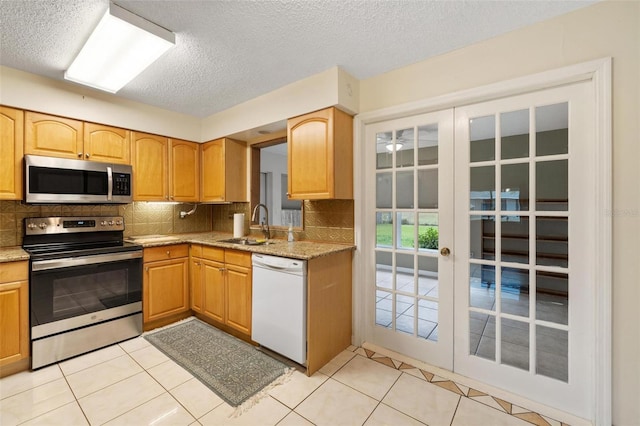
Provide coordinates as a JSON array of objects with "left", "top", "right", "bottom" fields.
[{"left": 440, "top": 247, "right": 451, "bottom": 257}]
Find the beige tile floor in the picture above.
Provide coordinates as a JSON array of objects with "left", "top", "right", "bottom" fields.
[{"left": 0, "top": 338, "right": 567, "bottom": 426}]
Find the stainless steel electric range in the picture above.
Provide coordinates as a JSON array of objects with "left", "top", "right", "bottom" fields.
[{"left": 23, "top": 216, "right": 143, "bottom": 369}]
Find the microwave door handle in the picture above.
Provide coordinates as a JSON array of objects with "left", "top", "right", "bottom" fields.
[{"left": 107, "top": 166, "right": 113, "bottom": 201}]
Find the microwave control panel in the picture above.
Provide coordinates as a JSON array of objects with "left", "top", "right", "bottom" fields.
[{"left": 113, "top": 173, "right": 131, "bottom": 196}]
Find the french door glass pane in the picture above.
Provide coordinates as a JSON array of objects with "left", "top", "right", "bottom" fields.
[
  {"left": 536, "top": 325, "right": 568, "bottom": 382},
  {"left": 536, "top": 217, "right": 568, "bottom": 267},
  {"left": 396, "top": 212, "right": 415, "bottom": 250},
  {"left": 396, "top": 171, "right": 414, "bottom": 208},
  {"left": 470, "top": 312, "right": 495, "bottom": 360},
  {"left": 536, "top": 103, "right": 568, "bottom": 156},
  {"left": 470, "top": 264, "right": 495, "bottom": 310},
  {"left": 536, "top": 160, "right": 568, "bottom": 211},
  {"left": 501, "top": 163, "right": 529, "bottom": 211},
  {"left": 501, "top": 267, "right": 530, "bottom": 317},
  {"left": 418, "top": 124, "right": 438, "bottom": 165},
  {"left": 536, "top": 272, "right": 568, "bottom": 325},
  {"left": 470, "top": 215, "right": 494, "bottom": 260},
  {"left": 376, "top": 290, "right": 392, "bottom": 327},
  {"left": 396, "top": 294, "right": 415, "bottom": 335},
  {"left": 501, "top": 215, "right": 530, "bottom": 264},
  {"left": 418, "top": 212, "right": 438, "bottom": 251},
  {"left": 418, "top": 255, "right": 438, "bottom": 296},
  {"left": 418, "top": 300, "right": 438, "bottom": 341},
  {"left": 501, "top": 109, "right": 529, "bottom": 159},
  {"left": 470, "top": 115, "right": 495, "bottom": 162},
  {"left": 376, "top": 212, "right": 393, "bottom": 248},
  {"left": 376, "top": 173, "right": 392, "bottom": 208},
  {"left": 375, "top": 251, "right": 392, "bottom": 289},
  {"left": 470, "top": 166, "right": 495, "bottom": 211},
  {"left": 501, "top": 318, "right": 529, "bottom": 371},
  {"left": 376, "top": 131, "right": 393, "bottom": 169},
  {"left": 396, "top": 128, "right": 415, "bottom": 168},
  {"left": 418, "top": 169, "right": 438, "bottom": 208}
]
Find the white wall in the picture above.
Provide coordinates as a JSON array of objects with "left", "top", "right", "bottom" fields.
[
  {"left": 359, "top": 1, "right": 639, "bottom": 424},
  {"left": 0, "top": 66, "right": 201, "bottom": 141}
]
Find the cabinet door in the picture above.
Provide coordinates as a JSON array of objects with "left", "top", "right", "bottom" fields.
[
  {"left": 0, "top": 106, "right": 24, "bottom": 200},
  {"left": 25, "top": 112, "right": 83, "bottom": 159},
  {"left": 201, "top": 138, "right": 246, "bottom": 202},
  {"left": 190, "top": 257, "right": 203, "bottom": 313},
  {"left": 84, "top": 123, "right": 131, "bottom": 164},
  {"left": 170, "top": 139, "right": 200, "bottom": 202},
  {"left": 132, "top": 132, "right": 168, "bottom": 201},
  {"left": 288, "top": 108, "right": 332, "bottom": 199},
  {"left": 143, "top": 258, "right": 189, "bottom": 323},
  {"left": 0, "top": 281, "right": 29, "bottom": 368},
  {"left": 226, "top": 263, "right": 252, "bottom": 335},
  {"left": 202, "top": 259, "right": 225, "bottom": 323},
  {"left": 287, "top": 107, "right": 353, "bottom": 200},
  {"left": 201, "top": 139, "right": 225, "bottom": 201}
]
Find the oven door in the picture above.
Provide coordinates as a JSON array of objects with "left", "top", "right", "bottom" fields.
[{"left": 30, "top": 251, "right": 142, "bottom": 339}]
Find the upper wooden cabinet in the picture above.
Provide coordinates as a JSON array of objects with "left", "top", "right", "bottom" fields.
[
  {"left": 201, "top": 138, "right": 246, "bottom": 202},
  {"left": 170, "top": 139, "right": 200, "bottom": 202},
  {"left": 132, "top": 132, "right": 168, "bottom": 201},
  {"left": 287, "top": 107, "right": 353, "bottom": 200},
  {"left": 0, "top": 106, "right": 24, "bottom": 200},
  {"left": 84, "top": 123, "right": 131, "bottom": 164},
  {"left": 25, "top": 112, "right": 130, "bottom": 164},
  {"left": 132, "top": 132, "right": 200, "bottom": 202}
]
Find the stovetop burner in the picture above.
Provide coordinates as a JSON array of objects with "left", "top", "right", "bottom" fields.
[{"left": 22, "top": 216, "right": 141, "bottom": 259}]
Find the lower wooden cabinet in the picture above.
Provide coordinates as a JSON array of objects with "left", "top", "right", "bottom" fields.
[
  {"left": 143, "top": 245, "right": 190, "bottom": 329},
  {"left": 0, "top": 261, "right": 29, "bottom": 377},
  {"left": 190, "top": 245, "right": 252, "bottom": 337}
]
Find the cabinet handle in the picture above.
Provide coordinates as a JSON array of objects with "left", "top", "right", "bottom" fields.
[
  {"left": 145, "top": 266, "right": 149, "bottom": 272},
  {"left": 85, "top": 153, "right": 90, "bottom": 158},
  {"left": 166, "top": 251, "right": 171, "bottom": 256},
  {"left": 77, "top": 152, "right": 83, "bottom": 158},
  {"left": 195, "top": 262, "right": 201, "bottom": 266},
  {"left": 218, "top": 267, "right": 226, "bottom": 272}
]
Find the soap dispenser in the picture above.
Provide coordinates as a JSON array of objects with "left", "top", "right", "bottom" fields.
[{"left": 287, "top": 224, "right": 294, "bottom": 242}]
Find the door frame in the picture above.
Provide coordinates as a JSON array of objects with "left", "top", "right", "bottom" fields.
[{"left": 353, "top": 57, "right": 611, "bottom": 424}]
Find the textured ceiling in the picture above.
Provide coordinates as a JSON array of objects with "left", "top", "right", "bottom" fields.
[{"left": 0, "top": 0, "right": 597, "bottom": 118}]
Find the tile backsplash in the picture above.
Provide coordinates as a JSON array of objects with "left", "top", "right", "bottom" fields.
[
  {"left": 0, "top": 200, "right": 212, "bottom": 247},
  {"left": 211, "top": 200, "right": 354, "bottom": 244},
  {"left": 1, "top": 199, "right": 353, "bottom": 247}
]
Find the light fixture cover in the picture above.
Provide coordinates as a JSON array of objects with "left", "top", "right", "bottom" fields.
[
  {"left": 385, "top": 142, "right": 403, "bottom": 152},
  {"left": 64, "top": 3, "right": 175, "bottom": 93}
]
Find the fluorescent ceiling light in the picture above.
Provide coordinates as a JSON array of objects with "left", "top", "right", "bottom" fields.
[{"left": 64, "top": 3, "right": 175, "bottom": 93}]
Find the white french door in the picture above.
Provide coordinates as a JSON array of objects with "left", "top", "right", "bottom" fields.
[
  {"left": 362, "top": 79, "right": 599, "bottom": 419},
  {"left": 453, "top": 82, "right": 594, "bottom": 417},
  {"left": 364, "top": 109, "right": 454, "bottom": 369}
]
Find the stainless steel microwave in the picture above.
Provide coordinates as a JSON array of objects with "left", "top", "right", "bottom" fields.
[{"left": 25, "top": 155, "right": 133, "bottom": 204}]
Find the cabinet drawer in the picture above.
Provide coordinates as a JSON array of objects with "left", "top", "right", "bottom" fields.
[
  {"left": 144, "top": 244, "right": 189, "bottom": 262},
  {"left": 202, "top": 246, "right": 225, "bottom": 262},
  {"left": 0, "top": 261, "right": 28, "bottom": 283},
  {"left": 225, "top": 249, "right": 251, "bottom": 268},
  {"left": 190, "top": 244, "right": 202, "bottom": 258}
]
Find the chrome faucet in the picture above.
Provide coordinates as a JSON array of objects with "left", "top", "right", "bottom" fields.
[{"left": 251, "top": 203, "right": 270, "bottom": 240}]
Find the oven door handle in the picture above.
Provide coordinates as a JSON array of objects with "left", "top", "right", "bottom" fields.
[{"left": 31, "top": 251, "right": 142, "bottom": 271}]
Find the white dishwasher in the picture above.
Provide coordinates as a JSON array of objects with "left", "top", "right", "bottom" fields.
[{"left": 251, "top": 253, "right": 307, "bottom": 365}]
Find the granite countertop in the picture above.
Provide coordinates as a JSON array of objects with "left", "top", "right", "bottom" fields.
[
  {"left": 126, "top": 232, "right": 355, "bottom": 260},
  {"left": 0, "top": 246, "right": 30, "bottom": 263},
  {"left": 0, "top": 233, "right": 355, "bottom": 263}
]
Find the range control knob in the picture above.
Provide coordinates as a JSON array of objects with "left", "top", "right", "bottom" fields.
[
  {"left": 115, "top": 220, "right": 123, "bottom": 226},
  {"left": 101, "top": 221, "right": 108, "bottom": 226},
  {"left": 108, "top": 221, "right": 115, "bottom": 226},
  {"left": 38, "top": 222, "right": 47, "bottom": 229},
  {"left": 27, "top": 223, "right": 37, "bottom": 229}
]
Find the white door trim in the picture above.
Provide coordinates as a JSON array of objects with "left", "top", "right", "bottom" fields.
[{"left": 353, "top": 57, "right": 611, "bottom": 425}]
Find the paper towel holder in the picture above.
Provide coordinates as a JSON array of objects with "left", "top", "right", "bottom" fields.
[{"left": 179, "top": 204, "right": 198, "bottom": 219}]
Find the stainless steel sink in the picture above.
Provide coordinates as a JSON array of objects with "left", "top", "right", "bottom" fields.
[{"left": 218, "top": 238, "right": 274, "bottom": 246}]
